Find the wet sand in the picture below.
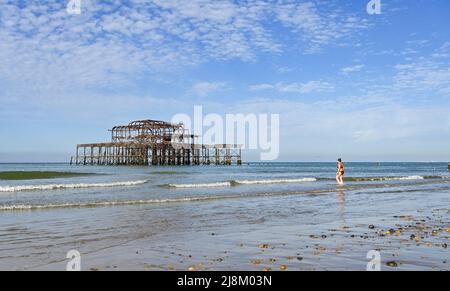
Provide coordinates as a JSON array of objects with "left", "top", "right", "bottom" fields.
[{"left": 2, "top": 184, "right": 448, "bottom": 271}]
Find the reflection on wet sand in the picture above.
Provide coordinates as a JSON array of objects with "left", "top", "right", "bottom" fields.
[{"left": 336, "top": 188, "right": 346, "bottom": 215}]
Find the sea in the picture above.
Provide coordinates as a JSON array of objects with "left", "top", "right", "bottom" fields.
[{"left": 0, "top": 162, "right": 449, "bottom": 270}]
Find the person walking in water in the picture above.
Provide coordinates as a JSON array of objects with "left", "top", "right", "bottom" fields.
[{"left": 336, "top": 158, "right": 345, "bottom": 185}]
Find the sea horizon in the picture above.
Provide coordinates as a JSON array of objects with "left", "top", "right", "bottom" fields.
[{"left": 1, "top": 161, "right": 449, "bottom": 164}]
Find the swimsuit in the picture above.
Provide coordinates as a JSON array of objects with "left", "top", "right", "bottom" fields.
[{"left": 338, "top": 163, "right": 344, "bottom": 175}]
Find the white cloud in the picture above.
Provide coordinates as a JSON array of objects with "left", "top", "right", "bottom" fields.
[
  {"left": 0, "top": 0, "right": 371, "bottom": 96},
  {"left": 276, "top": 81, "right": 334, "bottom": 93},
  {"left": 392, "top": 44, "right": 450, "bottom": 95},
  {"left": 341, "top": 64, "right": 364, "bottom": 74},
  {"left": 394, "top": 64, "right": 450, "bottom": 95},
  {"left": 249, "top": 81, "right": 334, "bottom": 94},
  {"left": 190, "top": 82, "right": 227, "bottom": 97},
  {"left": 359, "top": 42, "right": 450, "bottom": 100},
  {"left": 275, "top": 66, "right": 293, "bottom": 74},
  {"left": 232, "top": 96, "right": 450, "bottom": 160},
  {"left": 249, "top": 84, "right": 275, "bottom": 91},
  {"left": 275, "top": 1, "right": 370, "bottom": 53}
]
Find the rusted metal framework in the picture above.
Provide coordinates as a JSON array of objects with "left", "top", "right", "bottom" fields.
[{"left": 73, "top": 119, "right": 242, "bottom": 166}]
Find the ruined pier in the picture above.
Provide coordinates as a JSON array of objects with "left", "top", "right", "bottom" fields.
[{"left": 73, "top": 119, "right": 242, "bottom": 166}]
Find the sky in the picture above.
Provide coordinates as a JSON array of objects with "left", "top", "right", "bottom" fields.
[{"left": 0, "top": 0, "right": 450, "bottom": 162}]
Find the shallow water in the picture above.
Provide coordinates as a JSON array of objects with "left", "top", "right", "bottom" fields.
[{"left": 0, "top": 162, "right": 449, "bottom": 270}]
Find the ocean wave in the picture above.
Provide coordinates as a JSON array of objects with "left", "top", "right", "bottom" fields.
[
  {"left": 167, "top": 177, "right": 317, "bottom": 188},
  {"left": 2, "top": 178, "right": 448, "bottom": 211},
  {"left": 0, "top": 195, "right": 243, "bottom": 211},
  {"left": 0, "top": 180, "right": 148, "bottom": 193},
  {"left": 346, "top": 176, "right": 425, "bottom": 182},
  {"left": 233, "top": 178, "right": 317, "bottom": 185},
  {"left": 387, "top": 175, "right": 425, "bottom": 181},
  {"left": 167, "top": 182, "right": 232, "bottom": 188},
  {"left": 0, "top": 189, "right": 328, "bottom": 211}
]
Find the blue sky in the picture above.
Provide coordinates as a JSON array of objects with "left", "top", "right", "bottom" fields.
[{"left": 1, "top": 0, "right": 450, "bottom": 162}]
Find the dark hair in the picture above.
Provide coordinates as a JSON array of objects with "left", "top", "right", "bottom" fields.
[{"left": 338, "top": 158, "right": 342, "bottom": 162}]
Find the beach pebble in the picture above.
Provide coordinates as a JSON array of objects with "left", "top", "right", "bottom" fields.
[
  {"left": 280, "top": 265, "right": 287, "bottom": 270},
  {"left": 188, "top": 266, "right": 197, "bottom": 271},
  {"left": 297, "top": 257, "right": 303, "bottom": 261},
  {"left": 386, "top": 261, "right": 398, "bottom": 268},
  {"left": 262, "top": 267, "right": 270, "bottom": 272},
  {"left": 368, "top": 225, "right": 375, "bottom": 229},
  {"left": 446, "top": 228, "right": 450, "bottom": 233},
  {"left": 259, "top": 244, "right": 269, "bottom": 249},
  {"left": 443, "top": 243, "right": 448, "bottom": 249}
]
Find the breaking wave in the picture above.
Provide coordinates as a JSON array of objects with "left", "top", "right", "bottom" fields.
[
  {"left": 0, "top": 195, "right": 246, "bottom": 211},
  {"left": 166, "top": 182, "right": 233, "bottom": 188},
  {"left": 0, "top": 180, "right": 148, "bottom": 193},
  {"left": 0, "top": 189, "right": 328, "bottom": 211},
  {"left": 234, "top": 178, "right": 317, "bottom": 185},
  {"left": 2, "top": 177, "right": 449, "bottom": 211},
  {"left": 345, "top": 176, "right": 425, "bottom": 182},
  {"left": 167, "top": 178, "right": 317, "bottom": 188}
]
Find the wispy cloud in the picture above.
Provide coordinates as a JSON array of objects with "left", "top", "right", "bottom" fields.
[
  {"left": 249, "top": 81, "right": 334, "bottom": 94},
  {"left": 0, "top": 0, "right": 371, "bottom": 95},
  {"left": 394, "top": 62, "right": 450, "bottom": 95},
  {"left": 392, "top": 43, "right": 450, "bottom": 95},
  {"left": 234, "top": 96, "right": 450, "bottom": 160},
  {"left": 275, "top": 1, "right": 370, "bottom": 53},
  {"left": 276, "top": 81, "right": 334, "bottom": 93},
  {"left": 190, "top": 82, "right": 227, "bottom": 97},
  {"left": 357, "top": 41, "right": 450, "bottom": 101},
  {"left": 3, "top": 0, "right": 449, "bottom": 161},
  {"left": 341, "top": 64, "right": 364, "bottom": 74},
  {"left": 249, "top": 84, "right": 275, "bottom": 91}
]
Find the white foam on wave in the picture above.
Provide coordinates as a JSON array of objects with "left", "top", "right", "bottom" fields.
[
  {"left": 0, "top": 195, "right": 242, "bottom": 211},
  {"left": 0, "top": 180, "right": 148, "bottom": 193},
  {"left": 235, "top": 178, "right": 317, "bottom": 185},
  {"left": 391, "top": 175, "right": 424, "bottom": 181},
  {"left": 168, "top": 182, "right": 232, "bottom": 188},
  {"left": 168, "top": 177, "right": 317, "bottom": 188},
  {"left": 374, "top": 176, "right": 425, "bottom": 181}
]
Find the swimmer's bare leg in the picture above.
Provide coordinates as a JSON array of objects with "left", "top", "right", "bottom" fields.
[{"left": 337, "top": 173, "right": 344, "bottom": 185}]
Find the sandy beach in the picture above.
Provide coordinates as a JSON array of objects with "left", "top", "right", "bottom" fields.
[{"left": 0, "top": 163, "right": 448, "bottom": 271}]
